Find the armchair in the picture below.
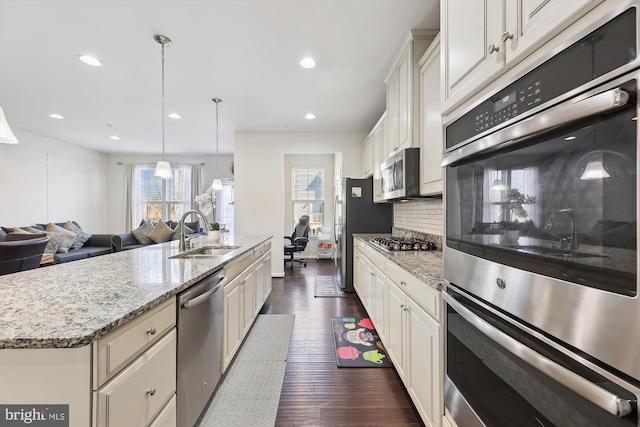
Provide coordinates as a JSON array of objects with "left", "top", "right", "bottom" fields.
[
  {"left": 0, "top": 235, "right": 49, "bottom": 275},
  {"left": 284, "top": 215, "right": 310, "bottom": 267}
]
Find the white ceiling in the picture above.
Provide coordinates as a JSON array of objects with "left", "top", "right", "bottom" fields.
[{"left": 0, "top": 0, "right": 439, "bottom": 155}]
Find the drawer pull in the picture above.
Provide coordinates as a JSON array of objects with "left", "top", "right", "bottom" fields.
[
  {"left": 146, "top": 387, "right": 156, "bottom": 396},
  {"left": 146, "top": 327, "right": 157, "bottom": 335}
]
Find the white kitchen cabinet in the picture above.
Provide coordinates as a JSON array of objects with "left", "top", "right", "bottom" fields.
[
  {"left": 419, "top": 34, "right": 443, "bottom": 196},
  {"left": 385, "top": 30, "right": 437, "bottom": 158},
  {"left": 354, "top": 238, "right": 443, "bottom": 427},
  {"left": 407, "top": 298, "right": 442, "bottom": 427},
  {"left": 361, "top": 134, "right": 373, "bottom": 178},
  {"left": 94, "top": 330, "right": 177, "bottom": 427},
  {"left": 386, "top": 279, "right": 407, "bottom": 381},
  {"left": 372, "top": 112, "right": 387, "bottom": 203},
  {"left": 442, "top": 0, "right": 601, "bottom": 112},
  {"left": 223, "top": 242, "right": 273, "bottom": 371}
]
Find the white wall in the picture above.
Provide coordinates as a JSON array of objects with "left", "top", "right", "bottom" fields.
[
  {"left": 105, "top": 153, "right": 233, "bottom": 233},
  {"left": 0, "top": 129, "right": 108, "bottom": 232},
  {"left": 234, "top": 132, "right": 364, "bottom": 277}
]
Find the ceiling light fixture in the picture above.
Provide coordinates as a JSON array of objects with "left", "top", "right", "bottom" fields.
[
  {"left": 79, "top": 55, "right": 102, "bottom": 67},
  {"left": 0, "top": 107, "right": 19, "bottom": 144},
  {"left": 305, "top": 113, "right": 316, "bottom": 120},
  {"left": 299, "top": 57, "right": 316, "bottom": 69},
  {"left": 211, "top": 98, "right": 223, "bottom": 191},
  {"left": 564, "top": 136, "right": 577, "bottom": 141},
  {"left": 580, "top": 160, "right": 611, "bottom": 180},
  {"left": 110, "top": 135, "right": 121, "bottom": 140},
  {"left": 153, "top": 34, "right": 173, "bottom": 179},
  {"left": 49, "top": 113, "right": 64, "bottom": 119},
  {"left": 167, "top": 113, "right": 181, "bottom": 119}
]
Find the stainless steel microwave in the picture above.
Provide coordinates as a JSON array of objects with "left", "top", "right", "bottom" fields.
[{"left": 380, "top": 148, "right": 420, "bottom": 200}]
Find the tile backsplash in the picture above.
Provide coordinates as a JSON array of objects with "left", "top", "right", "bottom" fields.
[{"left": 393, "top": 198, "right": 443, "bottom": 236}]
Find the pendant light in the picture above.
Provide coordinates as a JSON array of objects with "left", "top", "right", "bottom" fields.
[
  {"left": 0, "top": 107, "right": 19, "bottom": 144},
  {"left": 580, "top": 160, "right": 611, "bottom": 180},
  {"left": 211, "top": 98, "right": 223, "bottom": 190},
  {"left": 153, "top": 34, "right": 173, "bottom": 179}
]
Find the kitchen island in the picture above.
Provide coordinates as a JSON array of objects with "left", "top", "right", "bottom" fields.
[{"left": 0, "top": 235, "right": 272, "bottom": 427}]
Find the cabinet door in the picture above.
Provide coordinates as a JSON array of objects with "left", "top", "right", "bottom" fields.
[
  {"left": 243, "top": 271, "right": 256, "bottom": 335},
  {"left": 504, "top": 0, "right": 602, "bottom": 64},
  {"left": 372, "top": 113, "right": 386, "bottom": 203},
  {"left": 264, "top": 253, "right": 272, "bottom": 297},
  {"left": 420, "top": 38, "right": 443, "bottom": 196},
  {"left": 371, "top": 267, "right": 386, "bottom": 341},
  {"left": 396, "top": 45, "right": 412, "bottom": 151},
  {"left": 407, "top": 300, "right": 442, "bottom": 427},
  {"left": 224, "top": 280, "right": 242, "bottom": 370},
  {"left": 255, "top": 257, "right": 266, "bottom": 309},
  {"left": 386, "top": 71, "right": 398, "bottom": 156},
  {"left": 386, "top": 280, "right": 407, "bottom": 381},
  {"left": 442, "top": 0, "right": 504, "bottom": 110},
  {"left": 353, "top": 249, "right": 365, "bottom": 296}
]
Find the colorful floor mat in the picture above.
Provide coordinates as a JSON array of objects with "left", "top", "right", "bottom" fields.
[{"left": 331, "top": 317, "right": 393, "bottom": 367}]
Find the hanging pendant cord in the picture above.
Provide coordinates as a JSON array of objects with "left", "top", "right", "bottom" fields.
[{"left": 161, "top": 41, "right": 166, "bottom": 161}]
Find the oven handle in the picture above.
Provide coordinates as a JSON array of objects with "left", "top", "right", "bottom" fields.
[
  {"left": 443, "top": 291, "right": 634, "bottom": 418},
  {"left": 442, "top": 87, "right": 630, "bottom": 167}
]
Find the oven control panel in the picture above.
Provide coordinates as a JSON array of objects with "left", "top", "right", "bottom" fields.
[
  {"left": 445, "top": 7, "right": 636, "bottom": 150},
  {"left": 474, "top": 80, "right": 543, "bottom": 132}
]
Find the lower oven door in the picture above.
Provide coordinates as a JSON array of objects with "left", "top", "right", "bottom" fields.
[{"left": 444, "top": 286, "right": 639, "bottom": 427}]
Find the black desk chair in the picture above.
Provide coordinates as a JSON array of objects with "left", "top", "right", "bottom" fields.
[
  {"left": 0, "top": 235, "right": 49, "bottom": 276},
  {"left": 284, "top": 215, "right": 310, "bottom": 267}
]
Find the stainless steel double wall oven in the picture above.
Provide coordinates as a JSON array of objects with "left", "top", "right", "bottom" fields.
[{"left": 442, "top": 3, "right": 640, "bottom": 426}]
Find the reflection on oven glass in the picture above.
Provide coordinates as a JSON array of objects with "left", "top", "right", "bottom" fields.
[{"left": 446, "top": 104, "right": 637, "bottom": 296}]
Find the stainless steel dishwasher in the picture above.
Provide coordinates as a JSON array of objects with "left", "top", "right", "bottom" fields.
[{"left": 176, "top": 268, "right": 226, "bottom": 427}]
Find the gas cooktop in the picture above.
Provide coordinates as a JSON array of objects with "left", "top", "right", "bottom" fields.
[{"left": 371, "top": 237, "right": 437, "bottom": 252}]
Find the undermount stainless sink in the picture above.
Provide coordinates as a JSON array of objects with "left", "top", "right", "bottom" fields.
[
  {"left": 513, "top": 245, "right": 607, "bottom": 259},
  {"left": 171, "top": 246, "right": 241, "bottom": 259}
]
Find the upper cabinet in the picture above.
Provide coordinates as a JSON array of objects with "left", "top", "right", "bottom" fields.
[
  {"left": 419, "top": 34, "right": 443, "bottom": 197},
  {"left": 361, "top": 134, "right": 373, "bottom": 178},
  {"left": 372, "top": 112, "right": 387, "bottom": 203},
  {"left": 385, "top": 30, "right": 438, "bottom": 159},
  {"left": 442, "top": 0, "right": 602, "bottom": 113}
]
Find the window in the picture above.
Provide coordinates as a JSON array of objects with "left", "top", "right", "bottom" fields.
[
  {"left": 291, "top": 167, "right": 324, "bottom": 233},
  {"left": 134, "top": 164, "right": 193, "bottom": 223}
]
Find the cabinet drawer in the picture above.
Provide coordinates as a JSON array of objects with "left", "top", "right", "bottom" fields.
[
  {"left": 385, "top": 260, "right": 440, "bottom": 320},
  {"left": 225, "top": 251, "right": 254, "bottom": 280},
  {"left": 149, "top": 393, "right": 176, "bottom": 427},
  {"left": 364, "top": 245, "right": 387, "bottom": 273},
  {"left": 94, "top": 298, "right": 176, "bottom": 387},
  {"left": 254, "top": 241, "right": 271, "bottom": 258},
  {"left": 95, "top": 329, "right": 176, "bottom": 427}
]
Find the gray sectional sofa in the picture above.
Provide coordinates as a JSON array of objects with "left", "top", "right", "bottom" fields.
[
  {"left": 112, "top": 220, "right": 203, "bottom": 252},
  {"left": 0, "top": 221, "right": 112, "bottom": 264}
]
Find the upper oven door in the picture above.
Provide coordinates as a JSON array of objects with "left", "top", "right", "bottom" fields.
[{"left": 443, "top": 70, "right": 639, "bottom": 382}]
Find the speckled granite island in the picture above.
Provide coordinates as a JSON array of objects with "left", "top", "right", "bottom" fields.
[
  {"left": 353, "top": 233, "right": 443, "bottom": 427},
  {"left": 0, "top": 235, "right": 272, "bottom": 427}
]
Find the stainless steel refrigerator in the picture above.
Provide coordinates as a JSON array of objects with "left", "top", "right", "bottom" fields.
[{"left": 334, "top": 177, "right": 393, "bottom": 292}]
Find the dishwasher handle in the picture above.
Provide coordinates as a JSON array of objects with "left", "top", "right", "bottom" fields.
[{"left": 181, "top": 275, "right": 227, "bottom": 309}]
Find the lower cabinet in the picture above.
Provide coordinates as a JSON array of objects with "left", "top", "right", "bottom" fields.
[
  {"left": 223, "top": 243, "right": 272, "bottom": 371},
  {"left": 354, "top": 240, "right": 443, "bottom": 427}
]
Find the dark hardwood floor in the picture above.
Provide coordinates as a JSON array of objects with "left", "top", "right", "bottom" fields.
[{"left": 260, "top": 259, "right": 424, "bottom": 426}]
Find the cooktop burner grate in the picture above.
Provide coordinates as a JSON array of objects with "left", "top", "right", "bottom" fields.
[{"left": 371, "top": 237, "right": 437, "bottom": 251}]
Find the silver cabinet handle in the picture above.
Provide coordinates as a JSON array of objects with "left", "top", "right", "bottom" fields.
[
  {"left": 487, "top": 44, "right": 499, "bottom": 54},
  {"left": 400, "top": 281, "right": 407, "bottom": 286},
  {"left": 182, "top": 277, "right": 227, "bottom": 309},
  {"left": 146, "top": 327, "right": 156, "bottom": 335},
  {"left": 443, "top": 292, "right": 633, "bottom": 418},
  {"left": 146, "top": 387, "right": 156, "bottom": 396},
  {"left": 500, "top": 31, "right": 514, "bottom": 42}
]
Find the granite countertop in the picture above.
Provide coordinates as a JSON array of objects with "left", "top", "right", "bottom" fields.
[
  {"left": 354, "top": 234, "right": 444, "bottom": 291},
  {"left": 0, "top": 235, "right": 271, "bottom": 350}
]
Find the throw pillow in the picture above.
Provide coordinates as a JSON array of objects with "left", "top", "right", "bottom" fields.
[
  {"left": 27, "top": 227, "right": 63, "bottom": 255},
  {"left": 64, "top": 221, "right": 92, "bottom": 249},
  {"left": 45, "top": 223, "right": 78, "bottom": 253},
  {"left": 147, "top": 219, "right": 175, "bottom": 244},
  {"left": 171, "top": 224, "right": 195, "bottom": 241},
  {"left": 131, "top": 220, "right": 155, "bottom": 245}
]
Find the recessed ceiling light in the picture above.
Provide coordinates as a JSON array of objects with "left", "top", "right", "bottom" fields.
[
  {"left": 633, "top": 116, "right": 638, "bottom": 121},
  {"left": 110, "top": 135, "right": 121, "bottom": 140},
  {"left": 564, "top": 136, "right": 576, "bottom": 141},
  {"left": 305, "top": 113, "right": 316, "bottom": 120},
  {"left": 300, "top": 57, "right": 316, "bottom": 69},
  {"left": 48, "top": 113, "right": 64, "bottom": 119},
  {"left": 167, "top": 113, "right": 181, "bottom": 119},
  {"left": 79, "top": 55, "right": 102, "bottom": 67}
]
